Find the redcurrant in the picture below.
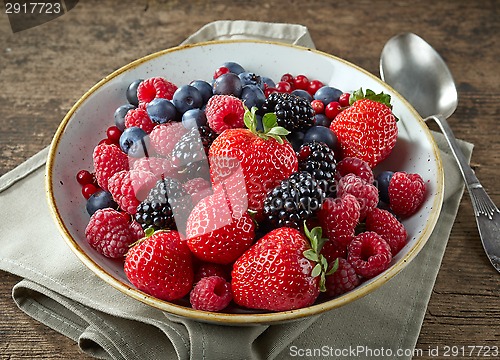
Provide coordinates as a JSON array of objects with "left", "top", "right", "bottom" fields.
[
  {"left": 325, "top": 101, "right": 341, "bottom": 119},
  {"left": 82, "top": 183, "right": 99, "bottom": 199},
  {"left": 339, "top": 92, "right": 351, "bottom": 107},
  {"left": 76, "top": 170, "right": 94, "bottom": 186},
  {"left": 307, "top": 80, "right": 324, "bottom": 96},
  {"left": 275, "top": 81, "right": 293, "bottom": 93},
  {"left": 106, "top": 126, "right": 122, "bottom": 144},
  {"left": 293, "top": 75, "right": 309, "bottom": 90},
  {"left": 310, "top": 99, "right": 325, "bottom": 114},
  {"left": 213, "top": 66, "right": 230, "bottom": 79}
]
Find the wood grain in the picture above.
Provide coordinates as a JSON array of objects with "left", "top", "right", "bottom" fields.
[{"left": 1, "top": 0, "right": 499, "bottom": 358}]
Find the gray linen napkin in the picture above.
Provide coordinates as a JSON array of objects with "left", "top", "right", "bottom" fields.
[{"left": 0, "top": 21, "right": 473, "bottom": 360}]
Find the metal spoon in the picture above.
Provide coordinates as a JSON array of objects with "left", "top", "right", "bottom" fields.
[{"left": 380, "top": 32, "right": 500, "bottom": 273}]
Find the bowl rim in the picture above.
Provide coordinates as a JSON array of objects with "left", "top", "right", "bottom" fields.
[{"left": 45, "top": 39, "right": 444, "bottom": 325}]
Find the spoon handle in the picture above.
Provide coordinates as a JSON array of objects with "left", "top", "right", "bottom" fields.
[{"left": 428, "top": 114, "right": 500, "bottom": 272}]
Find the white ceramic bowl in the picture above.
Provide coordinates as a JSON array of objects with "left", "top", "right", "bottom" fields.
[{"left": 46, "top": 40, "right": 444, "bottom": 324}]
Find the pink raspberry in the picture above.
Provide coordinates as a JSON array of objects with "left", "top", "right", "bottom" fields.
[
  {"left": 337, "top": 173, "right": 379, "bottom": 220},
  {"left": 149, "top": 122, "right": 187, "bottom": 157},
  {"left": 205, "top": 95, "right": 245, "bottom": 134},
  {"left": 124, "top": 107, "right": 155, "bottom": 134},
  {"left": 132, "top": 156, "right": 177, "bottom": 180},
  {"left": 317, "top": 194, "right": 360, "bottom": 261},
  {"left": 189, "top": 276, "right": 232, "bottom": 312},
  {"left": 194, "top": 263, "right": 230, "bottom": 283},
  {"left": 183, "top": 177, "right": 212, "bottom": 205},
  {"left": 93, "top": 143, "right": 129, "bottom": 191},
  {"left": 85, "top": 208, "right": 136, "bottom": 258},
  {"left": 347, "top": 232, "right": 392, "bottom": 279},
  {"left": 107, "top": 170, "right": 157, "bottom": 215},
  {"left": 136, "top": 77, "right": 178, "bottom": 103},
  {"left": 129, "top": 220, "right": 145, "bottom": 241},
  {"left": 389, "top": 172, "right": 426, "bottom": 217},
  {"left": 325, "top": 258, "right": 360, "bottom": 297},
  {"left": 335, "top": 157, "right": 374, "bottom": 184},
  {"left": 366, "top": 208, "right": 407, "bottom": 255}
]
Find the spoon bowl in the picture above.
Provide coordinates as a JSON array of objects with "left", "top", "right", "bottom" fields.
[
  {"left": 380, "top": 32, "right": 500, "bottom": 273},
  {"left": 380, "top": 32, "right": 458, "bottom": 119}
]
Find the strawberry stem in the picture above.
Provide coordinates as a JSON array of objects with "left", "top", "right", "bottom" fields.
[{"left": 243, "top": 105, "right": 290, "bottom": 144}]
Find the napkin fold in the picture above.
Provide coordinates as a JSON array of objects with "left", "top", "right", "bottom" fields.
[{"left": 0, "top": 21, "right": 474, "bottom": 360}]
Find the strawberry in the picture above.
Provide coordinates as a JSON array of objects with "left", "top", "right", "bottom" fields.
[
  {"left": 92, "top": 143, "right": 129, "bottom": 191},
  {"left": 330, "top": 89, "right": 398, "bottom": 168},
  {"left": 231, "top": 225, "right": 332, "bottom": 311},
  {"left": 186, "top": 184, "right": 255, "bottom": 265},
  {"left": 208, "top": 107, "right": 298, "bottom": 219},
  {"left": 388, "top": 171, "right": 426, "bottom": 217},
  {"left": 124, "top": 230, "right": 194, "bottom": 301}
]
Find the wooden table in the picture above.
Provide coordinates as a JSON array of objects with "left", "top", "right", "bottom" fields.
[{"left": 1, "top": 0, "right": 498, "bottom": 358}]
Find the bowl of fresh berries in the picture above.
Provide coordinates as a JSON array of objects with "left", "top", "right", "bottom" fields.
[{"left": 46, "top": 40, "right": 444, "bottom": 324}]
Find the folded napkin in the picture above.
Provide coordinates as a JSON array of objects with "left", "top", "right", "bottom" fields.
[{"left": 0, "top": 21, "right": 473, "bottom": 360}]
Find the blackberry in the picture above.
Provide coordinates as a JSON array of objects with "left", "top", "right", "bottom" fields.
[
  {"left": 263, "top": 171, "right": 325, "bottom": 229},
  {"left": 261, "top": 92, "right": 315, "bottom": 132},
  {"left": 297, "top": 141, "right": 337, "bottom": 196},
  {"left": 171, "top": 127, "right": 213, "bottom": 180},
  {"left": 135, "top": 178, "right": 192, "bottom": 232}
]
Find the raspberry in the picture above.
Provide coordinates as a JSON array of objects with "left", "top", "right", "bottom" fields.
[
  {"left": 129, "top": 220, "right": 145, "bottom": 241},
  {"left": 132, "top": 156, "right": 177, "bottom": 180},
  {"left": 366, "top": 208, "right": 407, "bottom": 255},
  {"left": 347, "top": 232, "right": 392, "bottom": 279},
  {"left": 189, "top": 276, "right": 232, "bottom": 312},
  {"left": 388, "top": 172, "right": 426, "bottom": 217},
  {"left": 136, "top": 76, "right": 178, "bottom": 103},
  {"left": 337, "top": 173, "right": 378, "bottom": 220},
  {"left": 335, "top": 157, "right": 374, "bottom": 184},
  {"left": 148, "top": 122, "right": 187, "bottom": 157},
  {"left": 205, "top": 95, "right": 245, "bottom": 134},
  {"left": 183, "top": 177, "right": 212, "bottom": 205},
  {"left": 325, "top": 258, "right": 360, "bottom": 297},
  {"left": 124, "top": 107, "right": 155, "bottom": 134},
  {"left": 85, "top": 208, "right": 136, "bottom": 258},
  {"left": 193, "top": 263, "right": 230, "bottom": 283},
  {"left": 317, "top": 194, "right": 360, "bottom": 261},
  {"left": 93, "top": 143, "right": 129, "bottom": 191},
  {"left": 108, "top": 170, "right": 157, "bottom": 215}
]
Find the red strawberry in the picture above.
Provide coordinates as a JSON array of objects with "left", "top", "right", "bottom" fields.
[
  {"left": 85, "top": 208, "right": 136, "bottom": 258},
  {"left": 330, "top": 91, "right": 398, "bottom": 168},
  {"left": 186, "top": 184, "right": 255, "bottom": 265},
  {"left": 366, "top": 207, "right": 407, "bottom": 255},
  {"left": 231, "top": 226, "right": 331, "bottom": 311},
  {"left": 208, "top": 108, "right": 298, "bottom": 219},
  {"left": 388, "top": 172, "right": 426, "bottom": 217},
  {"left": 92, "top": 143, "right": 129, "bottom": 191},
  {"left": 317, "top": 194, "right": 361, "bottom": 262},
  {"left": 107, "top": 169, "right": 157, "bottom": 215},
  {"left": 124, "top": 230, "right": 194, "bottom": 301}
]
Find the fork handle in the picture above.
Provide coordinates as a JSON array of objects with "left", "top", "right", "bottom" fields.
[{"left": 427, "top": 114, "right": 500, "bottom": 272}]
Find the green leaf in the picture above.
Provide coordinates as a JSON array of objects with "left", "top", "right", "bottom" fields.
[
  {"left": 326, "top": 258, "right": 339, "bottom": 276},
  {"left": 319, "top": 273, "right": 327, "bottom": 292},
  {"left": 267, "top": 127, "right": 290, "bottom": 137},
  {"left": 262, "top": 112, "right": 278, "bottom": 133},
  {"left": 311, "top": 263, "right": 322, "bottom": 278},
  {"left": 303, "top": 249, "right": 319, "bottom": 262},
  {"left": 349, "top": 87, "right": 393, "bottom": 109},
  {"left": 243, "top": 106, "right": 257, "bottom": 133},
  {"left": 144, "top": 227, "right": 155, "bottom": 238}
]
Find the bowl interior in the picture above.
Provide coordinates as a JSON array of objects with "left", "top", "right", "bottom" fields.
[{"left": 46, "top": 40, "right": 444, "bottom": 324}]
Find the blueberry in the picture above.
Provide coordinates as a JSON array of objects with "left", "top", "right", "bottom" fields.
[
  {"left": 86, "top": 190, "right": 118, "bottom": 216},
  {"left": 261, "top": 76, "right": 276, "bottom": 90},
  {"left": 119, "top": 126, "right": 150, "bottom": 158},
  {"left": 213, "top": 73, "right": 243, "bottom": 97},
  {"left": 287, "top": 131, "right": 305, "bottom": 152},
  {"left": 314, "top": 86, "right": 343, "bottom": 106},
  {"left": 114, "top": 104, "right": 135, "bottom": 131},
  {"left": 238, "top": 72, "right": 262, "bottom": 87},
  {"left": 172, "top": 85, "right": 203, "bottom": 114},
  {"left": 375, "top": 171, "right": 394, "bottom": 204},
  {"left": 291, "top": 89, "right": 313, "bottom": 102},
  {"left": 241, "top": 85, "right": 266, "bottom": 110},
  {"left": 303, "top": 126, "right": 338, "bottom": 150},
  {"left": 314, "top": 114, "right": 331, "bottom": 127},
  {"left": 189, "top": 80, "right": 213, "bottom": 104},
  {"left": 182, "top": 108, "right": 207, "bottom": 129},
  {"left": 146, "top": 98, "right": 177, "bottom": 124},
  {"left": 126, "top": 79, "right": 143, "bottom": 106},
  {"left": 222, "top": 61, "right": 245, "bottom": 74}
]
